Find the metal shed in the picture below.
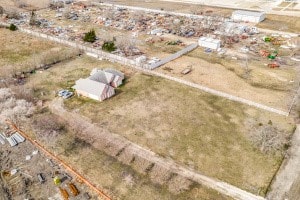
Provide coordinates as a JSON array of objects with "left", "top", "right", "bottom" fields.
[
  {"left": 198, "top": 37, "right": 221, "bottom": 50},
  {"left": 232, "top": 10, "right": 265, "bottom": 23}
]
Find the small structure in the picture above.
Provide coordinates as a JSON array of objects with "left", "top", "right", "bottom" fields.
[
  {"left": 198, "top": 37, "right": 221, "bottom": 50},
  {"left": 232, "top": 10, "right": 265, "bottom": 23},
  {"left": 73, "top": 68, "right": 124, "bottom": 101}
]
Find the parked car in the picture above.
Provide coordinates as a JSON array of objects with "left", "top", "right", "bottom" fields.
[
  {"left": 63, "top": 91, "right": 73, "bottom": 99},
  {"left": 58, "top": 89, "right": 68, "bottom": 97}
]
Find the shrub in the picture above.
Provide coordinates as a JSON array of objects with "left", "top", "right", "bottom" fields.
[
  {"left": 102, "top": 41, "right": 116, "bottom": 52},
  {"left": 83, "top": 29, "right": 96, "bottom": 43},
  {"left": 9, "top": 24, "right": 17, "bottom": 31}
]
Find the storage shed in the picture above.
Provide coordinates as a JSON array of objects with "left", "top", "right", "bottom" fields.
[
  {"left": 198, "top": 37, "right": 221, "bottom": 50},
  {"left": 232, "top": 10, "right": 265, "bottom": 23}
]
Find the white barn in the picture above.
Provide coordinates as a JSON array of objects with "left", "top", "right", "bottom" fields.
[
  {"left": 232, "top": 10, "right": 265, "bottom": 23},
  {"left": 198, "top": 37, "right": 221, "bottom": 50}
]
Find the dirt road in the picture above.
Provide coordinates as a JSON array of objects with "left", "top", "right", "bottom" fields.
[
  {"left": 50, "top": 98, "right": 265, "bottom": 200},
  {"left": 267, "top": 124, "right": 300, "bottom": 200}
]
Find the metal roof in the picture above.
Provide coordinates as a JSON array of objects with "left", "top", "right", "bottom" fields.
[
  {"left": 73, "top": 78, "right": 110, "bottom": 97},
  {"left": 104, "top": 68, "right": 125, "bottom": 79},
  {"left": 89, "top": 71, "right": 110, "bottom": 84},
  {"left": 232, "top": 10, "right": 265, "bottom": 17},
  {"left": 198, "top": 37, "right": 221, "bottom": 44}
]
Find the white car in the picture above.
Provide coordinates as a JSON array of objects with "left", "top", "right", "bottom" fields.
[
  {"left": 58, "top": 90, "right": 68, "bottom": 97},
  {"left": 62, "top": 91, "right": 73, "bottom": 99}
]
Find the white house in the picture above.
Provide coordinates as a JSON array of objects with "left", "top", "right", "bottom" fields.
[
  {"left": 73, "top": 68, "right": 124, "bottom": 101},
  {"left": 73, "top": 78, "right": 115, "bottom": 101},
  {"left": 198, "top": 37, "right": 221, "bottom": 50},
  {"left": 232, "top": 10, "right": 265, "bottom": 23}
]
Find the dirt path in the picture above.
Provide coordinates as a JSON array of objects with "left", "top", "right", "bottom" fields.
[
  {"left": 267, "top": 124, "right": 300, "bottom": 200},
  {"left": 49, "top": 98, "right": 265, "bottom": 200}
]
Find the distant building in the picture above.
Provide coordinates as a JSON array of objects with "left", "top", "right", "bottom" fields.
[
  {"left": 198, "top": 37, "right": 221, "bottom": 50},
  {"left": 51, "top": 0, "right": 74, "bottom": 4},
  {"left": 232, "top": 10, "right": 265, "bottom": 23},
  {"left": 73, "top": 68, "right": 124, "bottom": 101}
]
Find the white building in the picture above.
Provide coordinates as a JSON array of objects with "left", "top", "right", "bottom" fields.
[
  {"left": 232, "top": 10, "right": 265, "bottom": 23},
  {"left": 73, "top": 68, "right": 124, "bottom": 101},
  {"left": 198, "top": 37, "right": 221, "bottom": 50},
  {"left": 73, "top": 79, "right": 115, "bottom": 101}
]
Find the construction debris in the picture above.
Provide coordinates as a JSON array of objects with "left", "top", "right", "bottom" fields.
[{"left": 181, "top": 66, "right": 192, "bottom": 75}]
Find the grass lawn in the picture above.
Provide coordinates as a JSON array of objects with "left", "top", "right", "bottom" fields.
[{"left": 27, "top": 55, "right": 295, "bottom": 196}]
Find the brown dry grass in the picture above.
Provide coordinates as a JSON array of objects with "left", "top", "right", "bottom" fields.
[
  {"left": 50, "top": 130, "right": 232, "bottom": 200},
  {"left": 98, "top": 0, "right": 233, "bottom": 16},
  {"left": 25, "top": 55, "right": 295, "bottom": 195},
  {"left": 0, "top": 28, "right": 76, "bottom": 77},
  {"left": 155, "top": 48, "right": 298, "bottom": 111},
  {"left": 257, "top": 14, "right": 300, "bottom": 33}
]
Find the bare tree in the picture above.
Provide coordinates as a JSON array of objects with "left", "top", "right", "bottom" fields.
[
  {"left": 116, "top": 35, "right": 138, "bottom": 56},
  {"left": 0, "top": 88, "right": 34, "bottom": 125},
  {"left": 250, "top": 124, "right": 290, "bottom": 153}
]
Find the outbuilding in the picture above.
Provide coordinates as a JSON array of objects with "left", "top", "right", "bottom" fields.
[
  {"left": 198, "top": 37, "right": 221, "bottom": 50},
  {"left": 232, "top": 10, "right": 265, "bottom": 23}
]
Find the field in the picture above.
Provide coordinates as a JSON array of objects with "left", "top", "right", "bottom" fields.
[
  {"left": 99, "top": 0, "right": 233, "bottom": 16},
  {"left": 257, "top": 14, "right": 300, "bottom": 33},
  {"left": 0, "top": 28, "right": 55, "bottom": 72},
  {"left": 0, "top": 9, "right": 298, "bottom": 199},
  {"left": 0, "top": 28, "right": 233, "bottom": 199},
  {"left": 44, "top": 127, "right": 232, "bottom": 200},
  {"left": 24, "top": 54, "right": 295, "bottom": 196},
  {"left": 155, "top": 47, "right": 299, "bottom": 111},
  {"left": 0, "top": 28, "right": 78, "bottom": 80}
]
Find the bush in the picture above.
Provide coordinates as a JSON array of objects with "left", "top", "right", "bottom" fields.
[
  {"left": 9, "top": 24, "right": 17, "bottom": 31},
  {"left": 83, "top": 29, "right": 96, "bottom": 43},
  {"left": 102, "top": 41, "right": 116, "bottom": 52}
]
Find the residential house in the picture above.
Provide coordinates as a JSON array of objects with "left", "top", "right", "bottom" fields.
[{"left": 73, "top": 68, "right": 124, "bottom": 101}]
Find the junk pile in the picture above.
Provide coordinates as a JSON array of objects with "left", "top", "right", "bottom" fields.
[
  {"left": 0, "top": 131, "right": 25, "bottom": 147},
  {"left": 90, "top": 6, "right": 226, "bottom": 38}
]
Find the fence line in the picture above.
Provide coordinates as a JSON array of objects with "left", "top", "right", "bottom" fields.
[
  {"left": 0, "top": 22, "right": 289, "bottom": 116},
  {"left": 150, "top": 43, "right": 198, "bottom": 69}
]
